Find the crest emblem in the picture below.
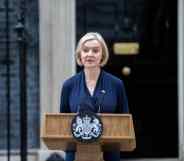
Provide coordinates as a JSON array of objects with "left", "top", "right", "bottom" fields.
[{"left": 71, "top": 111, "right": 103, "bottom": 143}]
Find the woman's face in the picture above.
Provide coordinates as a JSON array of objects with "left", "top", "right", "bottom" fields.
[{"left": 80, "top": 39, "right": 103, "bottom": 69}]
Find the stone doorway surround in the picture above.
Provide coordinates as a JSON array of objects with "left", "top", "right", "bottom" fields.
[{"left": 39, "top": 0, "right": 75, "bottom": 160}]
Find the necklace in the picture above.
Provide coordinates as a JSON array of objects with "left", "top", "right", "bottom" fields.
[{"left": 86, "top": 80, "right": 96, "bottom": 96}]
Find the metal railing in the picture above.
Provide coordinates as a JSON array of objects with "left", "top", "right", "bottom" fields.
[{"left": 1, "top": 0, "right": 28, "bottom": 160}]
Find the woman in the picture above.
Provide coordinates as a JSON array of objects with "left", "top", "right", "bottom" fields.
[{"left": 60, "top": 32, "right": 129, "bottom": 161}]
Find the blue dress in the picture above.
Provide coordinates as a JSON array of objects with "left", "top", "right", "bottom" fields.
[{"left": 60, "top": 69, "right": 129, "bottom": 161}]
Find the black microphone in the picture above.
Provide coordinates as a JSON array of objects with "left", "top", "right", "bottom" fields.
[
  {"left": 97, "top": 89, "right": 106, "bottom": 113},
  {"left": 77, "top": 97, "right": 96, "bottom": 113},
  {"left": 77, "top": 90, "right": 106, "bottom": 113}
]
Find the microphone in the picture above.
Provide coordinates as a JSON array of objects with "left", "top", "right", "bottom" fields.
[
  {"left": 97, "top": 89, "right": 106, "bottom": 113},
  {"left": 77, "top": 96, "right": 96, "bottom": 113},
  {"left": 77, "top": 90, "right": 106, "bottom": 113},
  {"left": 77, "top": 102, "right": 94, "bottom": 113}
]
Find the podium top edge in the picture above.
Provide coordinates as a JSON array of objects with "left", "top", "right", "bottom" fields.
[
  {"left": 41, "top": 135, "right": 135, "bottom": 139},
  {"left": 44, "top": 113, "right": 132, "bottom": 117}
]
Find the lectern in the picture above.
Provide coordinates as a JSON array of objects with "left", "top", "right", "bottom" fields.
[{"left": 41, "top": 113, "right": 136, "bottom": 161}]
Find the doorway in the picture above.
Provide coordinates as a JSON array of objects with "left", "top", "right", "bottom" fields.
[{"left": 76, "top": 0, "right": 178, "bottom": 158}]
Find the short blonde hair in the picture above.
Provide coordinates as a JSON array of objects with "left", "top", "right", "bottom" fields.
[{"left": 75, "top": 32, "right": 109, "bottom": 67}]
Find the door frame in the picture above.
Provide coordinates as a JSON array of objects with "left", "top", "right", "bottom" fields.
[{"left": 178, "top": 0, "right": 184, "bottom": 160}]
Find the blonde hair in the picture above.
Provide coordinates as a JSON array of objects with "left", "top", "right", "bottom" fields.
[{"left": 75, "top": 32, "right": 109, "bottom": 67}]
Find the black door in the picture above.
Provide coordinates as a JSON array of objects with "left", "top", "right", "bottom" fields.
[{"left": 76, "top": 0, "right": 178, "bottom": 158}]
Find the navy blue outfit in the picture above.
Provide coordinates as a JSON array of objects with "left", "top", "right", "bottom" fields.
[{"left": 60, "top": 69, "right": 129, "bottom": 161}]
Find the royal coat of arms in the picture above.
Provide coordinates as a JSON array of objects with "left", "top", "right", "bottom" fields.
[{"left": 71, "top": 111, "right": 103, "bottom": 143}]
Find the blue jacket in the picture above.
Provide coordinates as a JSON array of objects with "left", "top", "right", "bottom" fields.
[
  {"left": 60, "top": 69, "right": 129, "bottom": 161},
  {"left": 60, "top": 69, "right": 129, "bottom": 114}
]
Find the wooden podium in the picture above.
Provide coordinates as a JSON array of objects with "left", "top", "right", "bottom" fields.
[{"left": 41, "top": 113, "right": 136, "bottom": 161}]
